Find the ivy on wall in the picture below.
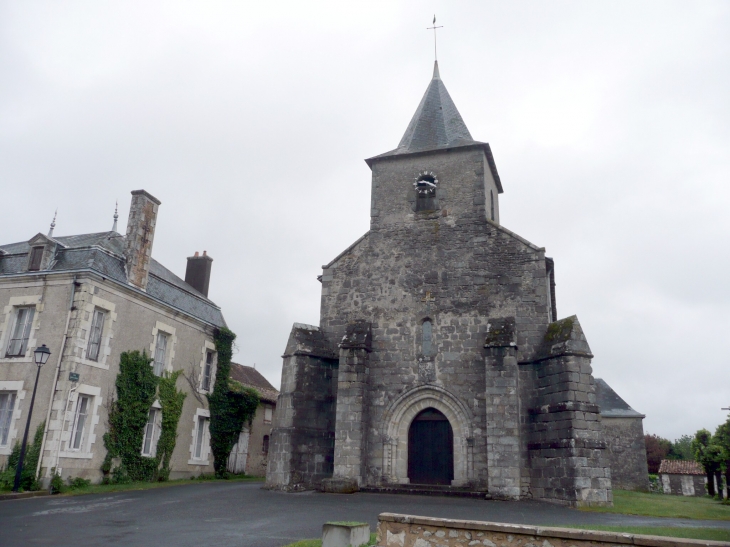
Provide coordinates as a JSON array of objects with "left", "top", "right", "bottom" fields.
[
  {"left": 156, "top": 370, "right": 186, "bottom": 481},
  {"left": 0, "top": 421, "right": 45, "bottom": 491},
  {"left": 102, "top": 351, "right": 186, "bottom": 483},
  {"left": 209, "top": 327, "right": 260, "bottom": 477}
]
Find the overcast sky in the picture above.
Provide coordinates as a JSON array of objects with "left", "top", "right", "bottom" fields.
[{"left": 1, "top": 1, "right": 728, "bottom": 442}]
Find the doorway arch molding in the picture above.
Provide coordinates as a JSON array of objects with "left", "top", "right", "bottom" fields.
[{"left": 381, "top": 385, "right": 473, "bottom": 486}]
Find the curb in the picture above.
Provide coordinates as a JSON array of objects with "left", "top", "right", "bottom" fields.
[{"left": 0, "top": 490, "right": 52, "bottom": 502}]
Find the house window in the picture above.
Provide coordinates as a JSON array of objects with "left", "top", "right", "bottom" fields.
[
  {"left": 202, "top": 351, "right": 213, "bottom": 391},
  {"left": 490, "top": 190, "right": 495, "bottom": 221},
  {"left": 194, "top": 416, "right": 208, "bottom": 459},
  {"left": 264, "top": 405, "right": 272, "bottom": 424},
  {"left": 262, "top": 434, "right": 269, "bottom": 455},
  {"left": 70, "top": 395, "right": 91, "bottom": 451},
  {"left": 421, "top": 320, "right": 433, "bottom": 356},
  {"left": 142, "top": 408, "right": 160, "bottom": 457},
  {"left": 5, "top": 307, "right": 35, "bottom": 358},
  {"left": 86, "top": 309, "right": 106, "bottom": 362},
  {"left": 28, "top": 246, "right": 44, "bottom": 271},
  {"left": 153, "top": 333, "right": 168, "bottom": 376},
  {"left": 0, "top": 392, "right": 16, "bottom": 446}
]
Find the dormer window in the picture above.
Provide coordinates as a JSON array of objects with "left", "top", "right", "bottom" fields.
[
  {"left": 414, "top": 171, "right": 439, "bottom": 212},
  {"left": 28, "top": 246, "right": 43, "bottom": 271}
]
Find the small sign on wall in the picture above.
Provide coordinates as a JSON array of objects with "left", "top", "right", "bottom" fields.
[{"left": 69, "top": 372, "right": 79, "bottom": 382}]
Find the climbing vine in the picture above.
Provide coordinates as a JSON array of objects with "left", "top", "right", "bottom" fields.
[
  {"left": 0, "top": 420, "right": 45, "bottom": 491},
  {"left": 208, "top": 327, "right": 260, "bottom": 477},
  {"left": 156, "top": 370, "right": 186, "bottom": 481},
  {"left": 102, "top": 350, "right": 158, "bottom": 482}
]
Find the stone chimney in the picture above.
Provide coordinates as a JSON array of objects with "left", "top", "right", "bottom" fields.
[
  {"left": 124, "top": 190, "right": 161, "bottom": 291},
  {"left": 185, "top": 250, "right": 213, "bottom": 297}
]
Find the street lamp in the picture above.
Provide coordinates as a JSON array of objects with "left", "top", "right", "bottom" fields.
[{"left": 12, "top": 344, "right": 51, "bottom": 492}]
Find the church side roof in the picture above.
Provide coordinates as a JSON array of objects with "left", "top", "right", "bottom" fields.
[
  {"left": 365, "top": 62, "right": 503, "bottom": 193},
  {"left": 0, "top": 231, "right": 226, "bottom": 328},
  {"left": 595, "top": 378, "right": 645, "bottom": 418}
]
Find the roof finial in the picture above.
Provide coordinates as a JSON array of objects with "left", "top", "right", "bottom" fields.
[
  {"left": 427, "top": 14, "right": 443, "bottom": 62},
  {"left": 112, "top": 201, "right": 119, "bottom": 232},
  {"left": 48, "top": 209, "right": 57, "bottom": 237}
]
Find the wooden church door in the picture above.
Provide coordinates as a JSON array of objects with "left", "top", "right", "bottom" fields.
[{"left": 407, "top": 408, "right": 454, "bottom": 485}]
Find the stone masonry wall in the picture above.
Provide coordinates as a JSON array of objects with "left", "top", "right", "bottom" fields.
[
  {"left": 525, "top": 317, "right": 612, "bottom": 506},
  {"left": 319, "top": 148, "right": 553, "bottom": 490},
  {"left": 266, "top": 325, "right": 338, "bottom": 490},
  {"left": 376, "top": 513, "right": 726, "bottom": 547},
  {"left": 602, "top": 417, "right": 649, "bottom": 491}
]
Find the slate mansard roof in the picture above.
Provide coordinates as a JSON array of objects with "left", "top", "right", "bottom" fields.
[
  {"left": 230, "top": 362, "right": 279, "bottom": 404},
  {"left": 365, "top": 61, "right": 503, "bottom": 193},
  {"left": 594, "top": 378, "right": 645, "bottom": 418},
  {"left": 0, "top": 231, "right": 225, "bottom": 328}
]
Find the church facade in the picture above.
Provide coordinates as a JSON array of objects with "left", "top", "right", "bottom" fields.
[{"left": 266, "top": 63, "right": 643, "bottom": 506}]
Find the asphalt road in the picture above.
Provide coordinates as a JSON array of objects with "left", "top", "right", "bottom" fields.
[{"left": 1, "top": 481, "right": 728, "bottom": 547}]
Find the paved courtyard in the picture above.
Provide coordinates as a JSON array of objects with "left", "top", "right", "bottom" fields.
[{"left": 1, "top": 481, "right": 728, "bottom": 547}]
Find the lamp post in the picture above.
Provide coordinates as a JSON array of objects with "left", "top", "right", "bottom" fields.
[{"left": 12, "top": 344, "right": 51, "bottom": 492}]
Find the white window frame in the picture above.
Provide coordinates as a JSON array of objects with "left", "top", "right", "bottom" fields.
[
  {"left": 198, "top": 340, "right": 216, "bottom": 394},
  {"left": 5, "top": 307, "right": 36, "bottom": 358},
  {"left": 59, "top": 384, "right": 102, "bottom": 459},
  {"left": 141, "top": 402, "right": 162, "bottom": 457},
  {"left": 202, "top": 352, "right": 213, "bottom": 392},
  {"left": 69, "top": 394, "right": 91, "bottom": 451},
  {"left": 149, "top": 321, "right": 176, "bottom": 376},
  {"left": 74, "top": 290, "right": 117, "bottom": 370},
  {"left": 0, "top": 392, "right": 17, "bottom": 447},
  {"left": 0, "top": 382, "right": 25, "bottom": 456},
  {"left": 264, "top": 405, "right": 273, "bottom": 424},
  {"left": 188, "top": 408, "right": 211, "bottom": 465},
  {"left": 0, "top": 296, "right": 41, "bottom": 364},
  {"left": 153, "top": 332, "right": 168, "bottom": 376},
  {"left": 86, "top": 308, "right": 106, "bottom": 362}
]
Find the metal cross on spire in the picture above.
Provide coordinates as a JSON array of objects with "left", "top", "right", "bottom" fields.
[{"left": 427, "top": 15, "right": 443, "bottom": 61}]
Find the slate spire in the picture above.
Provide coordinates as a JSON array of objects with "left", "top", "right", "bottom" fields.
[{"left": 396, "top": 61, "right": 475, "bottom": 153}]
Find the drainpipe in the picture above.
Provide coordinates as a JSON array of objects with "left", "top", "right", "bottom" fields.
[{"left": 36, "top": 276, "right": 77, "bottom": 480}]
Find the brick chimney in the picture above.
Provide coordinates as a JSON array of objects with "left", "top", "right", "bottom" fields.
[
  {"left": 124, "top": 190, "right": 161, "bottom": 291},
  {"left": 185, "top": 250, "right": 213, "bottom": 297}
]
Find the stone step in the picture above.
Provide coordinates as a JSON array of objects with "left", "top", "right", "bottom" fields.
[{"left": 360, "top": 485, "right": 491, "bottom": 499}]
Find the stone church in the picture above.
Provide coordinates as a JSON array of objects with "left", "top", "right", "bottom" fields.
[{"left": 265, "top": 62, "right": 647, "bottom": 506}]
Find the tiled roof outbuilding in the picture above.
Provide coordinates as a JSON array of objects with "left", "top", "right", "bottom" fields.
[{"left": 658, "top": 459, "right": 705, "bottom": 475}]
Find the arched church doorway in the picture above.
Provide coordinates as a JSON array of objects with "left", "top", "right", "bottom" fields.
[{"left": 407, "top": 408, "right": 454, "bottom": 485}]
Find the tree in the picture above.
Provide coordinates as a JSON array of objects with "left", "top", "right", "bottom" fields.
[
  {"left": 645, "top": 433, "right": 672, "bottom": 474},
  {"left": 715, "top": 418, "right": 730, "bottom": 500},
  {"left": 669, "top": 434, "right": 694, "bottom": 461},
  {"left": 692, "top": 428, "right": 723, "bottom": 497}
]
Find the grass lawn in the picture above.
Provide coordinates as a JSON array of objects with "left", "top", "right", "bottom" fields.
[
  {"left": 565, "top": 525, "right": 730, "bottom": 541},
  {"left": 283, "top": 533, "right": 377, "bottom": 547},
  {"left": 580, "top": 489, "right": 730, "bottom": 521},
  {"left": 60, "top": 474, "right": 264, "bottom": 496}
]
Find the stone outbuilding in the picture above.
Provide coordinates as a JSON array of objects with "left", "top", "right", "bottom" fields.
[
  {"left": 658, "top": 460, "right": 707, "bottom": 496},
  {"left": 594, "top": 378, "right": 648, "bottom": 491},
  {"left": 266, "top": 62, "right": 645, "bottom": 507},
  {"left": 0, "top": 190, "right": 225, "bottom": 484},
  {"left": 227, "top": 363, "right": 278, "bottom": 476}
]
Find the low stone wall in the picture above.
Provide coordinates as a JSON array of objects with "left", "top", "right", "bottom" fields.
[{"left": 376, "top": 513, "right": 729, "bottom": 547}]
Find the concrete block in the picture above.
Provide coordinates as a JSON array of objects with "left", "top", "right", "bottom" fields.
[{"left": 322, "top": 522, "right": 370, "bottom": 547}]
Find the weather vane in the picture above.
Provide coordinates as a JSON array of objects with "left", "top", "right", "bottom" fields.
[{"left": 427, "top": 15, "right": 443, "bottom": 61}]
